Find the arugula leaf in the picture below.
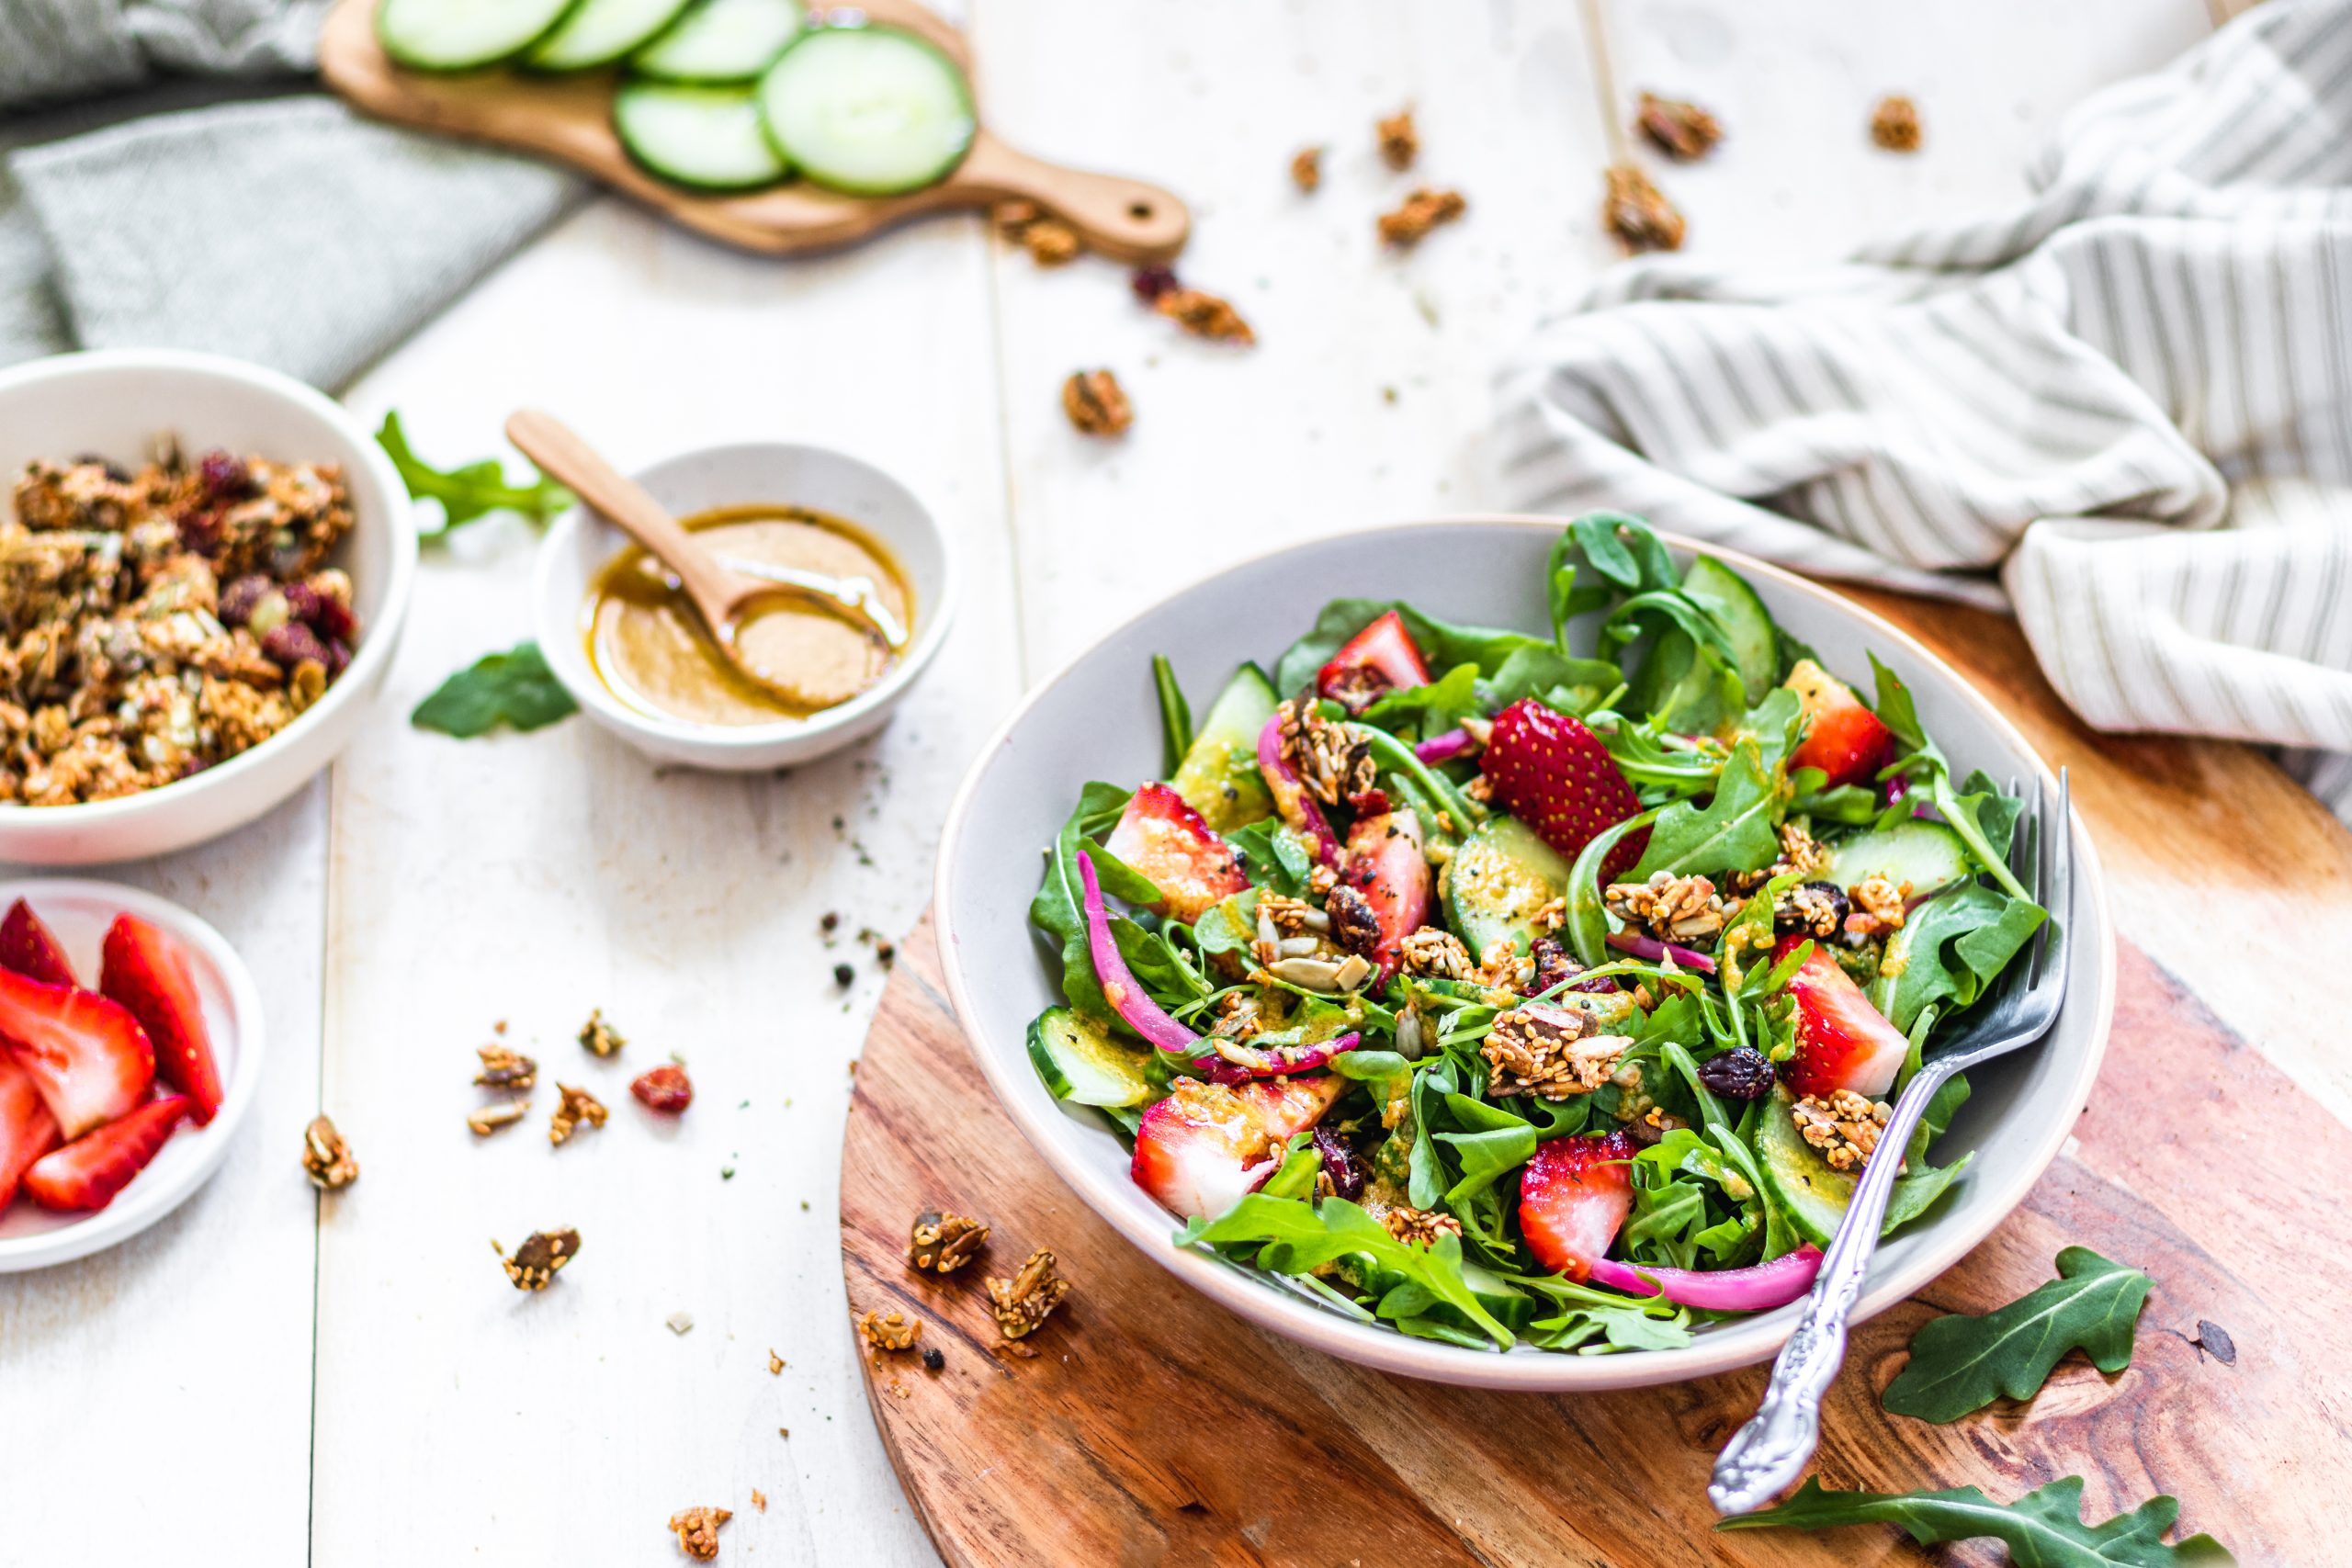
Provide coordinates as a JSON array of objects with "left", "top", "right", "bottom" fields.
[
  {"left": 1882, "top": 1247, "right": 2153, "bottom": 1422},
  {"left": 411, "top": 642, "right": 577, "bottom": 737},
  {"left": 1027, "top": 785, "right": 1163, "bottom": 1026},
  {"left": 1151, "top": 655, "right": 1192, "bottom": 774},
  {"left": 1565, "top": 808, "right": 1657, "bottom": 967},
  {"left": 1482, "top": 644, "right": 1620, "bottom": 715},
  {"left": 1935, "top": 766, "right": 2036, "bottom": 900},
  {"left": 1868, "top": 651, "right": 1934, "bottom": 760},
  {"left": 1272, "top": 601, "right": 1563, "bottom": 694},
  {"left": 1432, "top": 1093, "right": 1537, "bottom": 1204},
  {"left": 1363, "top": 662, "right": 1481, "bottom": 737},
  {"left": 1628, "top": 739, "right": 1781, "bottom": 880},
  {"left": 1226, "top": 818, "right": 1312, "bottom": 897},
  {"left": 1878, "top": 884, "right": 2047, "bottom": 1032},
  {"left": 1718, "top": 1475, "right": 2231, "bottom": 1566},
  {"left": 377, "top": 412, "right": 572, "bottom": 536}
]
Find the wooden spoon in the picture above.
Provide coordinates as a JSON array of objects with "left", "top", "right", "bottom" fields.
[{"left": 507, "top": 410, "right": 898, "bottom": 712}]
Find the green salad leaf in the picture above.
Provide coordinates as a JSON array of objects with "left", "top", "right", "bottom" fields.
[
  {"left": 1876, "top": 883, "right": 2047, "bottom": 1032},
  {"left": 1151, "top": 654, "right": 1192, "bottom": 773},
  {"left": 1272, "top": 601, "right": 1566, "bottom": 696},
  {"left": 1627, "top": 739, "right": 1780, "bottom": 880},
  {"left": 1226, "top": 818, "right": 1312, "bottom": 897},
  {"left": 1717, "top": 1475, "right": 2231, "bottom": 1566},
  {"left": 1882, "top": 1247, "right": 2152, "bottom": 1423},
  {"left": 411, "top": 642, "right": 577, "bottom": 737},
  {"left": 377, "top": 412, "right": 572, "bottom": 536}
]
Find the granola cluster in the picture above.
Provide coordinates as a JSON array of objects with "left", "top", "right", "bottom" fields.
[
  {"left": 300, "top": 1114, "right": 357, "bottom": 1191},
  {"left": 995, "top": 200, "right": 1081, "bottom": 265},
  {"left": 907, "top": 1208, "right": 989, "bottom": 1274},
  {"left": 0, "top": 446, "right": 357, "bottom": 806},
  {"left": 1792, "top": 1089, "right": 1894, "bottom": 1172},
  {"left": 1375, "top": 107, "right": 1419, "bottom": 170},
  {"left": 1601, "top": 163, "right": 1686, "bottom": 254},
  {"left": 1481, "top": 1003, "right": 1632, "bottom": 1100},
  {"left": 548, "top": 1082, "right": 607, "bottom": 1146},
  {"left": 1398, "top": 926, "right": 1476, "bottom": 981},
  {"left": 1846, "top": 874, "right": 1909, "bottom": 941},
  {"left": 1376, "top": 187, "right": 1467, "bottom": 248},
  {"left": 1871, "top": 95, "right": 1923, "bottom": 152},
  {"left": 498, "top": 1227, "right": 580, "bottom": 1291},
  {"left": 856, "top": 1308, "right": 922, "bottom": 1353},
  {"left": 1154, "top": 287, "right": 1256, "bottom": 344},
  {"left": 1275, "top": 699, "right": 1374, "bottom": 807},
  {"left": 1060, "top": 370, "right": 1133, "bottom": 437},
  {"left": 1380, "top": 1204, "right": 1462, "bottom": 1248},
  {"left": 667, "top": 1506, "right": 730, "bottom": 1562},
  {"left": 987, "top": 1248, "right": 1070, "bottom": 1340},
  {"left": 1635, "top": 93, "right": 1724, "bottom": 162},
  {"left": 577, "top": 1008, "right": 626, "bottom": 1058},
  {"left": 1606, "top": 871, "right": 1727, "bottom": 943}
]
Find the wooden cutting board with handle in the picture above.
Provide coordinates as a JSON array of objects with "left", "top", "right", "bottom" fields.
[
  {"left": 841, "top": 591, "right": 2351, "bottom": 1567},
  {"left": 316, "top": 0, "right": 1189, "bottom": 263}
]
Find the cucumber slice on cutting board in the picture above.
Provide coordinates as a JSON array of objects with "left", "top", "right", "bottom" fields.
[
  {"left": 756, "top": 25, "right": 975, "bottom": 195},
  {"left": 1026, "top": 1008, "right": 1155, "bottom": 1109},
  {"left": 615, "top": 81, "right": 791, "bottom": 189},
  {"left": 1170, "top": 665, "right": 1279, "bottom": 832},
  {"left": 1679, "top": 555, "right": 1779, "bottom": 703},
  {"left": 633, "top": 0, "right": 803, "bottom": 80},
  {"left": 1822, "top": 818, "right": 1973, "bottom": 895},
  {"left": 377, "top": 0, "right": 578, "bottom": 71},
  {"left": 1443, "top": 815, "right": 1570, "bottom": 959},
  {"left": 526, "top": 0, "right": 694, "bottom": 70}
]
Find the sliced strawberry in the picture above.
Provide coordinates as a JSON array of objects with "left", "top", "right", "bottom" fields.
[
  {"left": 1784, "top": 659, "right": 1895, "bottom": 788},
  {"left": 100, "top": 914, "right": 222, "bottom": 1124},
  {"left": 21, "top": 1094, "right": 191, "bottom": 1213},
  {"left": 1104, "top": 783, "right": 1250, "bottom": 924},
  {"left": 0, "top": 969, "right": 153, "bottom": 1140},
  {"left": 0, "top": 899, "right": 76, "bottom": 988},
  {"left": 1317, "top": 610, "right": 1432, "bottom": 713},
  {"left": 1131, "top": 1074, "right": 1345, "bottom": 1219},
  {"left": 1517, "top": 1130, "right": 1638, "bottom": 1280},
  {"left": 0, "top": 1050, "right": 62, "bottom": 1212},
  {"left": 1480, "top": 699, "right": 1647, "bottom": 880},
  {"left": 1772, "top": 937, "right": 1909, "bottom": 1099},
  {"left": 1339, "top": 808, "right": 1429, "bottom": 983}
]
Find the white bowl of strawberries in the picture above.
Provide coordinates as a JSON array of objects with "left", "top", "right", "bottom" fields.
[{"left": 0, "top": 883, "right": 261, "bottom": 1270}]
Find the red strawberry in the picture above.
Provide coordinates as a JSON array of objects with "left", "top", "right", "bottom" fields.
[
  {"left": 1340, "top": 808, "right": 1430, "bottom": 982},
  {"left": 1480, "top": 699, "right": 1647, "bottom": 880},
  {"left": 1517, "top": 1130, "right": 1638, "bottom": 1280},
  {"left": 1317, "top": 610, "right": 1432, "bottom": 712},
  {"left": 1131, "top": 1074, "right": 1344, "bottom": 1219},
  {"left": 1772, "top": 937, "right": 1909, "bottom": 1099},
  {"left": 1784, "top": 659, "right": 1895, "bottom": 788},
  {"left": 1105, "top": 783, "right": 1250, "bottom": 923},
  {"left": 0, "top": 969, "right": 153, "bottom": 1140},
  {"left": 0, "top": 899, "right": 76, "bottom": 988},
  {"left": 631, "top": 1063, "right": 693, "bottom": 1113},
  {"left": 0, "top": 1050, "right": 61, "bottom": 1212},
  {"left": 22, "top": 1094, "right": 191, "bottom": 1213},
  {"left": 100, "top": 915, "right": 223, "bottom": 1124}
]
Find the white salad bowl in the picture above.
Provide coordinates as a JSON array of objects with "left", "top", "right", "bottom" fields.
[
  {"left": 0, "top": 350, "right": 415, "bottom": 865},
  {"left": 936, "top": 518, "right": 2115, "bottom": 1393},
  {"left": 532, "top": 442, "right": 956, "bottom": 772}
]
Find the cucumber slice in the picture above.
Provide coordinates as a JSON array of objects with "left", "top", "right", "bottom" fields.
[
  {"left": 1443, "top": 816, "right": 1570, "bottom": 959},
  {"left": 616, "top": 81, "right": 790, "bottom": 190},
  {"left": 1170, "top": 665, "right": 1278, "bottom": 831},
  {"left": 1026, "top": 1007, "right": 1154, "bottom": 1109},
  {"left": 1755, "top": 1086, "right": 1854, "bottom": 1247},
  {"left": 632, "top": 0, "right": 802, "bottom": 80},
  {"left": 1822, "top": 818, "right": 1973, "bottom": 896},
  {"left": 1680, "top": 555, "right": 1779, "bottom": 703},
  {"left": 756, "top": 26, "right": 975, "bottom": 196},
  {"left": 377, "top": 0, "right": 578, "bottom": 71},
  {"left": 525, "top": 0, "right": 694, "bottom": 70}
]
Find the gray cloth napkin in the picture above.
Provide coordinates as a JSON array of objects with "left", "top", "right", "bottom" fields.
[{"left": 0, "top": 0, "right": 587, "bottom": 388}]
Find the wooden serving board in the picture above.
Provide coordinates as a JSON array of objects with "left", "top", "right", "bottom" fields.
[
  {"left": 842, "top": 593, "right": 2352, "bottom": 1567},
  {"left": 317, "top": 0, "right": 1190, "bottom": 264}
]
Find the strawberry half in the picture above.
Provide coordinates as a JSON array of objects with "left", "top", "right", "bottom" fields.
[
  {"left": 1317, "top": 610, "right": 1432, "bottom": 713},
  {"left": 1340, "top": 808, "right": 1430, "bottom": 983},
  {"left": 101, "top": 914, "right": 223, "bottom": 1124},
  {"left": 0, "top": 899, "right": 76, "bottom": 988},
  {"left": 1772, "top": 937, "right": 1909, "bottom": 1099},
  {"left": 1104, "top": 783, "right": 1250, "bottom": 924},
  {"left": 0, "top": 1050, "right": 62, "bottom": 1212},
  {"left": 1517, "top": 1130, "right": 1638, "bottom": 1280},
  {"left": 0, "top": 968, "right": 153, "bottom": 1140},
  {"left": 1480, "top": 698, "right": 1647, "bottom": 880},
  {"left": 1131, "top": 1074, "right": 1344, "bottom": 1219},
  {"left": 1784, "top": 659, "right": 1895, "bottom": 788},
  {"left": 22, "top": 1093, "right": 191, "bottom": 1213}
]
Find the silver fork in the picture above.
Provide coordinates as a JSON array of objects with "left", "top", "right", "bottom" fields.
[{"left": 1709, "top": 768, "right": 2073, "bottom": 1516}]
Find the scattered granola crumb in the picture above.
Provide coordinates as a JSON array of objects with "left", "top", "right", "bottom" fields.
[
  {"left": 996, "top": 200, "right": 1083, "bottom": 265},
  {"left": 768, "top": 1349, "right": 785, "bottom": 1374},
  {"left": 1374, "top": 106, "right": 1419, "bottom": 169},
  {"left": 750, "top": 1489, "right": 766, "bottom": 1514},
  {"left": 820, "top": 910, "right": 840, "bottom": 936},
  {"left": 1155, "top": 288, "right": 1256, "bottom": 344},
  {"left": 1871, "top": 95, "right": 1922, "bottom": 152},
  {"left": 578, "top": 1009, "right": 626, "bottom": 1058},
  {"left": 921, "top": 1346, "right": 944, "bottom": 1372},
  {"left": 668, "top": 1506, "right": 730, "bottom": 1562},
  {"left": 832, "top": 963, "right": 854, "bottom": 987},
  {"left": 1290, "top": 145, "right": 1323, "bottom": 192},
  {"left": 493, "top": 1020, "right": 507, "bottom": 1035},
  {"left": 666, "top": 1312, "right": 694, "bottom": 1336},
  {"left": 908, "top": 1208, "right": 990, "bottom": 1273},
  {"left": 987, "top": 1249, "right": 1070, "bottom": 1340},
  {"left": 856, "top": 1308, "right": 922, "bottom": 1353},
  {"left": 1634, "top": 91, "right": 1724, "bottom": 161},
  {"left": 1376, "top": 186, "right": 1466, "bottom": 248},
  {"left": 474, "top": 1043, "right": 537, "bottom": 1090},
  {"left": 779, "top": 1427, "right": 790, "bottom": 1438},
  {"left": 875, "top": 942, "right": 896, "bottom": 968},
  {"left": 498, "top": 1227, "right": 580, "bottom": 1291},
  {"left": 1601, "top": 163, "right": 1686, "bottom": 253},
  {"left": 1061, "top": 370, "right": 1134, "bottom": 437},
  {"left": 549, "top": 1083, "right": 607, "bottom": 1146},
  {"left": 632, "top": 1062, "right": 694, "bottom": 1113},
  {"left": 467, "top": 1101, "right": 527, "bottom": 1136},
  {"left": 300, "top": 1114, "right": 357, "bottom": 1190}
]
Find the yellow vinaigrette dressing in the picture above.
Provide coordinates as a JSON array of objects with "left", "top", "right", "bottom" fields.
[{"left": 585, "top": 504, "right": 913, "bottom": 726}]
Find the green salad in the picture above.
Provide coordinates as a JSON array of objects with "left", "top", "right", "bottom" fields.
[{"left": 1023, "top": 513, "right": 2047, "bottom": 1354}]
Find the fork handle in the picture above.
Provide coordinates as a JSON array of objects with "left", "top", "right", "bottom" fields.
[{"left": 1708, "top": 1057, "right": 1962, "bottom": 1515}]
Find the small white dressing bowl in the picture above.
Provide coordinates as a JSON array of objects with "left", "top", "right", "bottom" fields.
[{"left": 531, "top": 443, "right": 956, "bottom": 771}]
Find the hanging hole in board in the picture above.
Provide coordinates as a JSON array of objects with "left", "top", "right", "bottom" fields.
[{"left": 1128, "top": 201, "right": 1154, "bottom": 221}]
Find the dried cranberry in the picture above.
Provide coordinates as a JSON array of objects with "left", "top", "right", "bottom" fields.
[
  {"left": 218, "top": 575, "right": 272, "bottom": 626},
  {"left": 1695, "top": 1046, "right": 1776, "bottom": 1100},
  {"left": 1311, "top": 1126, "right": 1365, "bottom": 1201},
  {"left": 198, "top": 450, "right": 253, "bottom": 499},
  {"left": 262, "top": 621, "right": 329, "bottom": 670},
  {"left": 1324, "top": 884, "right": 1382, "bottom": 956},
  {"left": 631, "top": 1063, "right": 693, "bottom": 1113},
  {"left": 1344, "top": 786, "right": 1391, "bottom": 818},
  {"left": 284, "top": 580, "right": 356, "bottom": 642},
  {"left": 176, "top": 505, "right": 224, "bottom": 557},
  {"left": 324, "top": 638, "right": 352, "bottom": 676},
  {"left": 1130, "top": 265, "right": 1180, "bottom": 303}
]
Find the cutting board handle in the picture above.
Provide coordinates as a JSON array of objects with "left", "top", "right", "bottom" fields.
[{"left": 956, "top": 131, "right": 1190, "bottom": 265}]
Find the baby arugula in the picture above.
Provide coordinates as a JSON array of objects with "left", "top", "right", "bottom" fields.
[
  {"left": 1719, "top": 1475, "right": 2233, "bottom": 1565},
  {"left": 1883, "top": 1246, "right": 2153, "bottom": 1423},
  {"left": 376, "top": 412, "right": 573, "bottom": 537},
  {"left": 411, "top": 641, "right": 577, "bottom": 738}
]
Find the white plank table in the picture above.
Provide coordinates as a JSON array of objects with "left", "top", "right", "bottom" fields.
[{"left": 0, "top": 2, "right": 2290, "bottom": 1563}]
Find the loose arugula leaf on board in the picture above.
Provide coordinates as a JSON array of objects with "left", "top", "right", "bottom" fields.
[
  {"left": 411, "top": 642, "right": 577, "bottom": 737},
  {"left": 1628, "top": 739, "right": 1781, "bottom": 880},
  {"left": 1882, "top": 1247, "right": 2153, "bottom": 1423},
  {"left": 1717, "top": 1475, "right": 2232, "bottom": 1566},
  {"left": 1027, "top": 784, "right": 1164, "bottom": 1026},
  {"left": 378, "top": 412, "right": 572, "bottom": 536},
  {"left": 1151, "top": 655, "right": 1192, "bottom": 774}
]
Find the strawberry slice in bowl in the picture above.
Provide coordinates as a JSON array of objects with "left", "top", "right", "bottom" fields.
[
  {"left": 1103, "top": 783, "right": 1250, "bottom": 924},
  {"left": 1317, "top": 609, "right": 1432, "bottom": 713},
  {"left": 1517, "top": 1129, "right": 1639, "bottom": 1280},
  {"left": 1772, "top": 936, "right": 1910, "bottom": 1099},
  {"left": 1784, "top": 658, "right": 1896, "bottom": 789},
  {"left": 1480, "top": 699, "right": 1648, "bottom": 882}
]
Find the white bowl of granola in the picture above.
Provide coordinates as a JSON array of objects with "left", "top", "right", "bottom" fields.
[{"left": 0, "top": 350, "right": 414, "bottom": 864}]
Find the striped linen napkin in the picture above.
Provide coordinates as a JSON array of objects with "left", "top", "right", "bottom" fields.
[{"left": 1497, "top": 0, "right": 2352, "bottom": 820}]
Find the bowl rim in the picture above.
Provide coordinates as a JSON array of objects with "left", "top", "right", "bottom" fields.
[
  {"left": 933, "top": 514, "right": 2116, "bottom": 1392},
  {"left": 0, "top": 347, "right": 418, "bottom": 827},
  {"left": 530, "top": 439, "right": 961, "bottom": 749}
]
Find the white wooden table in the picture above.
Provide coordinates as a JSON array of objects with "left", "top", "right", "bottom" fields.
[{"left": 0, "top": 3, "right": 2265, "bottom": 1562}]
